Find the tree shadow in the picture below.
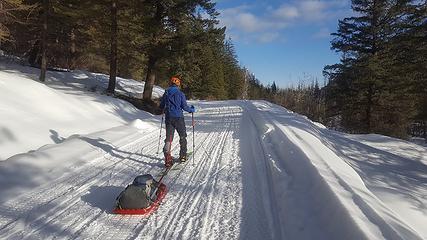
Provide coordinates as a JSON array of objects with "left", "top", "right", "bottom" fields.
[
  {"left": 0, "top": 127, "right": 16, "bottom": 144},
  {"left": 0, "top": 151, "right": 51, "bottom": 204},
  {"left": 49, "top": 129, "right": 66, "bottom": 144},
  {"left": 80, "top": 136, "right": 164, "bottom": 168},
  {"left": 0, "top": 127, "right": 17, "bottom": 160},
  {"left": 0, "top": 200, "right": 77, "bottom": 238},
  {"left": 320, "top": 130, "right": 427, "bottom": 212}
]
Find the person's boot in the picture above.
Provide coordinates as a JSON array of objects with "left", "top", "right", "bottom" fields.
[
  {"left": 179, "top": 154, "right": 187, "bottom": 163},
  {"left": 164, "top": 153, "right": 173, "bottom": 168}
]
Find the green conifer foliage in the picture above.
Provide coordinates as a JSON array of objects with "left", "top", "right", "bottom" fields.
[{"left": 324, "top": 0, "right": 426, "bottom": 138}]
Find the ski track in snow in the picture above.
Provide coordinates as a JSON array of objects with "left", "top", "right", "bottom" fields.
[
  {"left": 0, "top": 101, "right": 425, "bottom": 240},
  {"left": 0, "top": 104, "right": 255, "bottom": 240}
]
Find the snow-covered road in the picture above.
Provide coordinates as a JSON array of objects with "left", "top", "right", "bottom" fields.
[
  {"left": 0, "top": 101, "right": 425, "bottom": 239},
  {"left": 1, "top": 102, "right": 247, "bottom": 239}
]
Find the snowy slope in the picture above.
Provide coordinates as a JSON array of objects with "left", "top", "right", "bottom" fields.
[
  {"left": 1, "top": 63, "right": 426, "bottom": 239},
  {"left": 0, "top": 61, "right": 163, "bottom": 160},
  {"left": 241, "top": 101, "right": 426, "bottom": 239}
]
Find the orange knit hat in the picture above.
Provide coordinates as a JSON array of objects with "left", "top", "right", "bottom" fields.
[{"left": 170, "top": 76, "right": 181, "bottom": 86}]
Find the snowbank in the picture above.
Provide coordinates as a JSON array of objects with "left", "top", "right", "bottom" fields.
[
  {"left": 245, "top": 100, "right": 426, "bottom": 239},
  {"left": 0, "top": 121, "right": 157, "bottom": 203},
  {"left": 0, "top": 62, "right": 162, "bottom": 160}
]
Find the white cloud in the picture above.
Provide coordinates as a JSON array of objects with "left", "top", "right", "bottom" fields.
[
  {"left": 273, "top": 5, "right": 300, "bottom": 20},
  {"left": 297, "top": 0, "right": 349, "bottom": 21},
  {"left": 220, "top": 6, "right": 286, "bottom": 33},
  {"left": 235, "top": 13, "right": 263, "bottom": 32},
  {"left": 218, "top": 0, "right": 350, "bottom": 43},
  {"left": 219, "top": 5, "right": 288, "bottom": 43},
  {"left": 257, "top": 32, "right": 280, "bottom": 43},
  {"left": 299, "top": 1, "right": 326, "bottom": 20},
  {"left": 313, "top": 27, "right": 331, "bottom": 39}
]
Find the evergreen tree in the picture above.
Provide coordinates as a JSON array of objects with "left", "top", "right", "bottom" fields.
[
  {"left": 1, "top": 0, "right": 254, "bottom": 104},
  {"left": 271, "top": 81, "right": 277, "bottom": 94},
  {"left": 4, "top": 0, "right": 87, "bottom": 69},
  {"left": 0, "top": 0, "right": 33, "bottom": 43},
  {"left": 223, "top": 39, "right": 244, "bottom": 99},
  {"left": 330, "top": 0, "right": 393, "bottom": 132},
  {"left": 140, "top": 0, "right": 218, "bottom": 101},
  {"left": 384, "top": 2, "right": 427, "bottom": 135},
  {"left": 325, "top": 0, "right": 424, "bottom": 138}
]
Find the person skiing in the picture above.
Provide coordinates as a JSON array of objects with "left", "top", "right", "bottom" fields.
[{"left": 159, "top": 76, "right": 195, "bottom": 168}]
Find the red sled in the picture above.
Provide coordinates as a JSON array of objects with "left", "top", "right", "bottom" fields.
[{"left": 113, "top": 183, "right": 167, "bottom": 215}]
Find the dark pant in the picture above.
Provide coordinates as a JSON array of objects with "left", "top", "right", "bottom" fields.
[{"left": 163, "top": 117, "right": 187, "bottom": 158}]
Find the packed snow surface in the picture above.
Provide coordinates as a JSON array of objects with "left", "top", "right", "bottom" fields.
[{"left": 1, "top": 62, "right": 426, "bottom": 239}]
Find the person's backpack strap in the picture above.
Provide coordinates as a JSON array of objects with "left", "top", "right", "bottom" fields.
[
  {"left": 165, "top": 89, "right": 178, "bottom": 114},
  {"left": 133, "top": 174, "right": 158, "bottom": 203}
]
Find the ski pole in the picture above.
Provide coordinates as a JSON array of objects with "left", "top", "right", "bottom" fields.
[
  {"left": 192, "top": 112, "right": 195, "bottom": 166},
  {"left": 156, "top": 114, "right": 164, "bottom": 154},
  {"left": 167, "top": 133, "right": 172, "bottom": 161}
]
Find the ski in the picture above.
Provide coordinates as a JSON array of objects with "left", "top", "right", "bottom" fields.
[
  {"left": 157, "top": 151, "right": 193, "bottom": 177},
  {"left": 170, "top": 151, "right": 193, "bottom": 171}
]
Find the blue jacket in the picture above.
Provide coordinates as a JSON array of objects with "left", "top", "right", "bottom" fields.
[{"left": 160, "top": 85, "right": 192, "bottom": 118}]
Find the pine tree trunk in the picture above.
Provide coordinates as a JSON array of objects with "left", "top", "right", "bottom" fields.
[
  {"left": 142, "top": 2, "right": 163, "bottom": 101},
  {"left": 423, "top": 121, "right": 426, "bottom": 142},
  {"left": 39, "top": 0, "right": 48, "bottom": 82},
  {"left": 27, "top": 40, "right": 40, "bottom": 66},
  {"left": 107, "top": 0, "right": 118, "bottom": 95},
  {"left": 366, "top": 83, "right": 373, "bottom": 132},
  {"left": 0, "top": 1, "right": 3, "bottom": 46},
  {"left": 69, "top": 28, "right": 76, "bottom": 70},
  {"left": 142, "top": 57, "right": 156, "bottom": 101}
]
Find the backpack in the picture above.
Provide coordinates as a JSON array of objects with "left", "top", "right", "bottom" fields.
[
  {"left": 116, "top": 174, "right": 158, "bottom": 209},
  {"left": 164, "top": 87, "right": 180, "bottom": 116}
]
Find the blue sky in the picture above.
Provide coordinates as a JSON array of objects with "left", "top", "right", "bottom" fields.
[{"left": 214, "top": 0, "right": 352, "bottom": 87}]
